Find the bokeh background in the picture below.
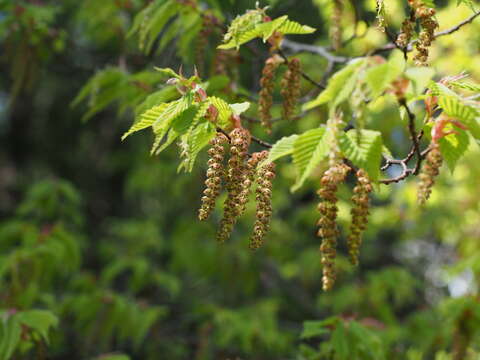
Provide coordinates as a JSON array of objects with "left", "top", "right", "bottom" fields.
[{"left": 1, "top": 0, "right": 480, "bottom": 359}]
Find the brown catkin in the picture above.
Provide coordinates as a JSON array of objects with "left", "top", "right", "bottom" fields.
[
  {"left": 396, "top": 14, "right": 415, "bottom": 48},
  {"left": 281, "top": 58, "right": 301, "bottom": 121},
  {"left": 259, "top": 55, "right": 283, "bottom": 132},
  {"left": 217, "top": 128, "right": 251, "bottom": 242},
  {"left": 414, "top": 6, "right": 438, "bottom": 66},
  {"left": 198, "top": 133, "right": 228, "bottom": 221},
  {"left": 347, "top": 169, "right": 373, "bottom": 266},
  {"left": 317, "top": 163, "right": 350, "bottom": 291},
  {"left": 250, "top": 159, "right": 276, "bottom": 250},
  {"left": 330, "top": 0, "right": 343, "bottom": 50},
  {"left": 417, "top": 143, "right": 442, "bottom": 205}
]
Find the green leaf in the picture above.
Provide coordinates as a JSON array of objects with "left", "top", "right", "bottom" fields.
[
  {"left": 438, "top": 128, "right": 470, "bottom": 172},
  {"left": 256, "top": 16, "right": 288, "bottom": 41},
  {"left": 277, "top": 19, "right": 316, "bottom": 35},
  {"left": 437, "top": 95, "right": 480, "bottom": 139},
  {"left": 17, "top": 310, "right": 58, "bottom": 345},
  {"left": 178, "top": 122, "right": 217, "bottom": 172},
  {"left": 303, "top": 59, "right": 365, "bottom": 110},
  {"left": 95, "top": 354, "right": 131, "bottom": 360},
  {"left": 339, "top": 130, "right": 383, "bottom": 181},
  {"left": 153, "top": 67, "right": 182, "bottom": 79},
  {"left": 365, "top": 59, "right": 403, "bottom": 98},
  {"left": 208, "top": 96, "right": 233, "bottom": 127},
  {"left": 122, "top": 103, "right": 169, "bottom": 140},
  {"left": 406, "top": 67, "right": 435, "bottom": 97},
  {"left": 267, "top": 134, "right": 299, "bottom": 163},
  {"left": 449, "top": 81, "right": 480, "bottom": 93},
  {"left": 300, "top": 318, "right": 338, "bottom": 339},
  {"left": 331, "top": 322, "right": 349, "bottom": 360},
  {"left": 292, "top": 128, "right": 329, "bottom": 191},
  {"left": 0, "top": 315, "right": 21, "bottom": 360}
]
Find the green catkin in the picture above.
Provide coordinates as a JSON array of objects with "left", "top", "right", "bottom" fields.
[
  {"left": 198, "top": 133, "right": 228, "bottom": 221},
  {"left": 347, "top": 169, "right": 373, "bottom": 266},
  {"left": 250, "top": 157, "right": 276, "bottom": 250},
  {"left": 281, "top": 58, "right": 301, "bottom": 121},
  {"left": 259, "top": 55, "right": 283, "bottom": 132},
  {"left": 417, "top": 143, "right": 442, "bottom": 205},
  {"left": 217, "top": 128, "right": 251, "bottom": 242}
]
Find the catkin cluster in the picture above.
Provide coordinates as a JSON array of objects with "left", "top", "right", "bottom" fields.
[
  {"left": 281, "top": 58, "right": 301, "bottom": 121},
  {"left": 259, "top": 55, "right": 283, "bottom": 132},
  {"left": 217, "top": 128, "right": 251, "bottom": 242},
  {"left": 347, "top": 169, "right": 373, "bottom": 266},
  {"left": 330, "top": 0, "right": 343, "bottom": 50},
  {"left": 198, "top": 133, "right": 228, "bottom": 221},
  {"left": 414, "top": 5, "right": 438, "bottom": 66},
  {"left": 317, "top": 163, "right": 350, "bottom": 291},
  {"left": 417, "top": 143, "right": 442, "bottom": 205},
  {"left": 250, "top": 156, "right": 275, "bottom": 249}
]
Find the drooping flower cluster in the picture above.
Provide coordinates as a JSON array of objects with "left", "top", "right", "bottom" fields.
[
  {"left": 259, "top": 55, "right": 283, "bottom": 132},
  {"left": 217, "top": 128, "right": 251, "bottom": 242},
  {"left": 317, "top": 114, "right": 350, "bottom": 291},
  {"left": 198, "top": 133, "right": 228, "bottom": 221},
  {"left": 317, "top": 163, "right": 350, "bottom": 291},
  {"left": 396, "top": 1, "right": 438, "bottom": 65},
  {"left": 417, "top": 143, "right": 442, "bottom": 205},
  {"left": 347, "top": 169, "right": 373, "bottom": 266},
  {"left": 330, "top": 0, "right": 343, "bottom": 50},
  {"left": 414, "top": 5, "right": 438, "bottom": 66},
  {"left": 281, "top": 58, "right": 301, "bottom": 121},
  {"left": 250, "top": 157, "right": 275, "bottom": 249}
]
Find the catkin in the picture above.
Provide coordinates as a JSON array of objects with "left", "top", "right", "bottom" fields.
[
  {"left": 217, "top": 128, "right": 251, "bottom": 242},
  {"left": 259, "top": 55, "right": 283, "bottom": 132},
  {"left": 198, "top": 133, "right": 228, "bottom": 221},
  {"left": 347, "top": 169, "right": 373, "bottom": 266},
  {"left": 414, "top": 6, "right": 438, "bottom": 66},
  {"left": 250, "top": 158, "right": 276, "bottom": 249},
  {"left": 330, "top": 0, "right": 343, "bottom": 50},
  {"left": 317, "top": 163, "right": 350, "bottom": 291},
  {"left": 281, "top": 58, "right": 301, "bottom": 121},
  {"left": 417, "top": 143, "right": 442, "bottom": 205}
]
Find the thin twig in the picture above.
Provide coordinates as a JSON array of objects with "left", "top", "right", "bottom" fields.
[
  {"left": 277, "top": 47, "right": 326, "bottom": 89},
  {"left": 280, "top": 38, "right": 348, "bottom": 63}
]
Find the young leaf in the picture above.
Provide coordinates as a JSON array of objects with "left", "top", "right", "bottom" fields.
[
  {"left": 339, "top": 130, "right": 383, "bottom": 181},
  {"left": 438, "top": 128, "right": 470, "bottom": 172},
  {"left": 122, "top": 103, "right": 169, "bottom": 140},
  {"left": 267, "top": 134, "right": 299, "bottom": 163},
  {"left": 0, "top": 315, "right": 21, "bottom": 360},
  {"left": 230, "top": 102, "right": 250, "bottom": 116},
  {"left": 277, "top": 19, "right": 316, "bottom": 35},
  {"left": 17, "top": 310, "right": 59, "bottom": 345},
  {"left": 178, "top": 122, "right": 217, "bottom": 172},
  {"left": 208, "top": 96, "right": 233, "bottom": 127},
  {"left": 303, "top": 59, "right": 365, "bottom": 110},
  {"left": 291, "top": 128, "right": 329, "bottom": 191},
  {"left": 437, "top": 95, "right": 480, "bottom": 139}
]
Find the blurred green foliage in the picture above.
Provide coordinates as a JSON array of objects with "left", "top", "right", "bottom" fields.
[{"left": 1, "top": 0, "right": 480, "bottom": 359}]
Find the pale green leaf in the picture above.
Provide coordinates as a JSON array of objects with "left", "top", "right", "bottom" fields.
[
  {"left": 267, "top": 134, "right": 299, "bottom": 163},
  {"left": 339, "top": 130, "right": 383, "bottom": 181},
  {"left": 292, "top": 128, "right": 328, "bottom": 191},
  {"left": 230, "top": 102, "right": 250, "bottom": 115},
  {"left": 303, "top": 59, "right": 364, "bottom": 111},
  {"left": 406, "top": 67, "right": 435, "bottom": 97},
  {"left": 208, "top": 96, "right": 233, "bottom": 127},
  {"left": 179, "top": 122, "right": 217, "bottom": 172},
  {"left": 153, "top": 67, "right": 181, "bottom": 79},
  {"left": 122, "top": 103, "right": 169, "bottom": 140},
  {"left": 256, "top": 16, "right": 288, "bottom": 41},
  {"left": 449, "top": 81, "right": 480, "bottom": 93},
  {"left": 277, "top": 19, "right": 316, "bottom": 35},
  {"left": 438, "top": 128, "right": 470, "bottom": 172}
]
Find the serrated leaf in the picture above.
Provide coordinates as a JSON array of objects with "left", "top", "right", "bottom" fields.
[
  {"left": 303, "top": 59, "right": 364, "bottom": 111},
  {"left": 365, "top": 60, "right": 403, "bottom": 98},
  {"left": 267, "top": 134, "right": 299, "bottom": 163},
  {"left": 292, "top": 128, "right": 328, "bottom": 191},
  {"left": 437, "top": 95, "right": 480, "bottom": 139},
  {"left": 438, "top": 128, "right": 470, "bottom": 172},
  {"left": 256, "top": 16, "right": 288, "bottom": 41},
  {"left": 339, "top": 130, "right": 383, "bottom": 181},
  {"left": 449, "top": 81, "right": 480, "bottom": 93},
  {"left": 17, "top": 310, "right": 58, "bottom": 345},
  {"left": 208, "top": 96, "right": 233, "bottom": 127},
  {"left": 122, "top": 103, "right": 169, "bottom": 140},
  {"left": 278, "top": 19, "right": 316, "bottom": 35},
  {"left": 178, "top": 122, "right": 217, "bottom": 172}
]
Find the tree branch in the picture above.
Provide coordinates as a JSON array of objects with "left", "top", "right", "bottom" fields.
[{"left": 280, "top": 38, "right": 348, "bottom": 63}]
